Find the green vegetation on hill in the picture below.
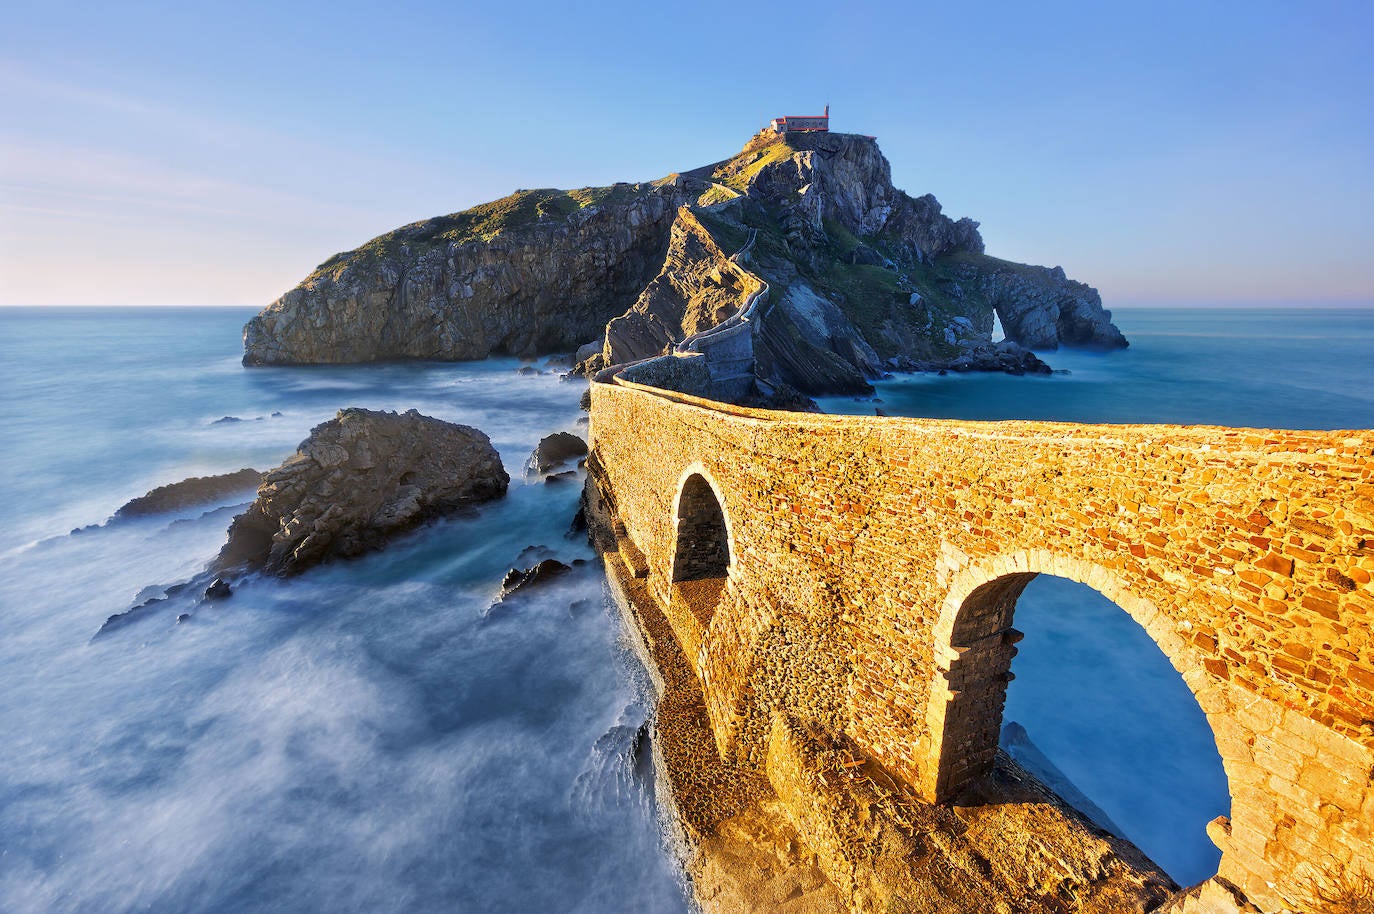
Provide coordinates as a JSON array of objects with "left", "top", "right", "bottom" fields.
[
  {"left": 692, "top": 199, "right": 995, "bottom": 362},
  {"left": 692, "top": 208, "right": 750, "bottom": 255},
  {"left": 711, "top": 135, "right": 797, "bottom": 193},
  {"left": 308, "top": 183, "right": 650, "bottom": 283},
  {"left": 940, "top": 249, "right": 1051, "bottom": 280}
]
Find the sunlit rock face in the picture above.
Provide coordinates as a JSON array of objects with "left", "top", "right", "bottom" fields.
[{"left": 217, "top": 408, "right": 508, "bottom": 575}]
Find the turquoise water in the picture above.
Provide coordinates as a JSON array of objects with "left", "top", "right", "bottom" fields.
[
  {"left": 822, "top": 307, "right": 1374, "bottom": 429},
  {"left": 0, "top": 308, "right": 690, "bottom": 914},
  {"left": 822, "top": 306, "right": 1374, "bottom": 887}
]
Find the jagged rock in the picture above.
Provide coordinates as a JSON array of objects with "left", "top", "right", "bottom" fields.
[
  {"left": 954, "top": 260, "right": 1127, "bottom": 351},
  {"left": 567, "top": 503, "right": 588, "bottom": 537},
  {"left": 754, "top": 282, "right": 878, "bottom": 395},
  {"left": 843, "top": 244, "right": 884, "bottom": 266},
  {"left": 114, "top": 468, "right": 261, "bottom": 519},
  {"left": 495, "top": 559, "right": 572, "bottom": 602},
  {"left": 574, "top": 340, "right": 602, "bottom": 365},
  {"left": 715, "top": 131, "right": 983, "bottom": 261},
  {"left": 203, "top": 578, "right": 232, "bottom": 601},
  {"left": 886, "top": 339, "right": 1051, "bottom": 376},
  {"left": 948, "top": 339, "right": 1053, "bottom": 375},
  {"left": 526, "top": 432, "right": 588, "bottom": 475},
  {"left": 215, "top": 408, "right": 507, "bottom": 576}
]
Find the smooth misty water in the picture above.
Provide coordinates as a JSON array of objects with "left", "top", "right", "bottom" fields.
[
  {"left": 0, "top": 308, "right": 690, "bottom": 914},
  {"left": 822, "top": 306, "right": 1374, "bottom": 887}
]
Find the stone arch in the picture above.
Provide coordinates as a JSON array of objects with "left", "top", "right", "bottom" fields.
[
  {"left": 669, "top": 465, "right": 735, "bottom": 633},
  {"left": 920, "top": 551, "right": 1234, "bottom": 841}
]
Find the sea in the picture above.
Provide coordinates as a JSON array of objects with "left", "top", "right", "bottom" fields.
[{"left": 1, "top": 305, "right": 1370, "bottom": 911}]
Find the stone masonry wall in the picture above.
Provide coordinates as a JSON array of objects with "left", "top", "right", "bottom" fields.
[{"left": 588, "top": 377, "right": 1374, "bottom": 912}]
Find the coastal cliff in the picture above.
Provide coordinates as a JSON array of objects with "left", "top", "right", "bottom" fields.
[
  {"left": 243, "top": 184, "right": 687, "bottom": 364},
  {"left": 244, "top": 130, "right": 1126, "bottom": 393}
]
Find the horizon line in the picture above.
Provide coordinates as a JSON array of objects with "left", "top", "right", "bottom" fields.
[{"left": 4, "top": 300, "right": 1374, "bottom": 311}]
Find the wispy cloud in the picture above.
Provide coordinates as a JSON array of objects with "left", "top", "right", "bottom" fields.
[{"left": 0, "top": 140, "right": 379, "bottom": 224}]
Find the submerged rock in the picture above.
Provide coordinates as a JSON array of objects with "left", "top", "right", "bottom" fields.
[
  {"left": 114, "top": 468, "right": 262, "bottom": 519},
  {"left": 203, "top": 578, "right": 233, "bottom": 601},
  {"left": 216, "top": 408, "right": 508, "bottom": 576},
  {"left": 495, "top": 558, "right": 573, "bottom": 603},
  {"left": 886, "top": 338, "right": 1052, "bottom": 376}
]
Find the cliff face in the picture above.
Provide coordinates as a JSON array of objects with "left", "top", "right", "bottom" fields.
[
  {"left": 244, "top": 130, "right": 1126, "bottom": 390},
  {"left": 602, "top": 207, "right": 762, "bottom": 365},
  {"left": 243, "top": 183, "right": 687, "bottom": 364},
  {"left": 589, "top": 131, "right": 1122, "bottom": 395},
  {"left": 719, "top": 130, "right": 982, "bottom": 261}
]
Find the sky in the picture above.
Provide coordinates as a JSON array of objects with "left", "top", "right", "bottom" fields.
[{"left": 1, "top": 0, "right": 1371, "bottom": 307}]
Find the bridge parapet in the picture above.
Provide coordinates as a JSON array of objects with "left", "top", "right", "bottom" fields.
[{"left": 588, "top": 377, "right": 1374, "bottom": 911}]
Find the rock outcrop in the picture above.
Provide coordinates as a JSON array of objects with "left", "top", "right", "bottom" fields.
[
  {"left": 602, "top": 207, "right": 762, "bottom": 366},
  {"left": 216, "top": 409, "right": 507, "bottom": 575},
  {"left": 244, "top": 129, "right": 1126, "bottom": 395},
  {"left": 243, "top": 184, "right": 689, "bottom": 365},
  {"left": 114, "top": 468, "right": 262, "bottom": 519},
  {"left": 592, "top": 131, "right": 1121, "bottom": 396},
  {"left": 495, "top": 558, "right": 573, "bottom": 602},
  {"left": 951, "top": 256, "right": 1129, "bottom": 350},
  {"left": 525, "top": 432, "right": 588, "bottom": 475}
]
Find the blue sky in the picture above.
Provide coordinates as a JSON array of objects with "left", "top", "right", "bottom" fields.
[{"left": 2, "top": 0, "right": 1371, "bottom": 306}]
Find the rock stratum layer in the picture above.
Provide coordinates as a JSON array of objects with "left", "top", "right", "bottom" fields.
[
  {"left": 216, "top": 408, "right": 507, "bottom": 575},
  {"left": 244, "top": 131, "right": 1125, "bottom": 393}
]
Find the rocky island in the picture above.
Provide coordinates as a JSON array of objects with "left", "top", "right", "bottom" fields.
[{"left": 242, "top": 130, "right": 1125, "bottom": 397}]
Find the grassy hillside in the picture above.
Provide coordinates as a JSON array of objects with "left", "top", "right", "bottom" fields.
[{"left": 308, "top": 183, "right": 652, "bottom": 283}]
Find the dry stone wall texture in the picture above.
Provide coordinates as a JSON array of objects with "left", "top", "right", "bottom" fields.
[{"left": 588, "top": 378, "right": 1374, "bottom": 912}]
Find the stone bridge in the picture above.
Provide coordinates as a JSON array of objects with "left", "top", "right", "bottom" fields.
[{"left": 587, "top": 375, "right": 1374, "bottom": 913}]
